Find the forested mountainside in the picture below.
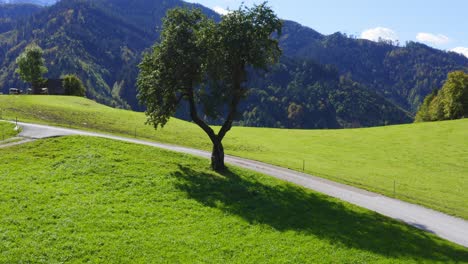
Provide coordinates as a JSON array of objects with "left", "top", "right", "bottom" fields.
[
  {"left": 280, "top": 23, "right": 468, "bottom": 111},
  {"left": 0, "top": 0, "right": 216, "bottom": 108},
  {"left": 240, "top": 58, "right": 412, "bottom": 128},
  {"left": 0, "top": 0, "right": 465, "bottom": 128},
  {"left": 0, "top": 0, "right": 56, "bottom": 6},
  {"left": 0, "top": 3, "right": 42, "bottom": 33}
]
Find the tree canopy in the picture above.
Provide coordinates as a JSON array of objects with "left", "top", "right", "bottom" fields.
[
  {"left": 15, "top": 43, "right": 48, "bottom": 93},
  {"left": 137, "top": 3, "right": 282, "bottom": 170},
  {"left": 62, "top": 74, "right": 86, "bottom": 96},
  {"left": 415, "top": 71, "right": 468, "bottom": 122}
]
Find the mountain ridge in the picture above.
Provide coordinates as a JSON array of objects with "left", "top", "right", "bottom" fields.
[
  {"left": 0, "top": 0, "right": 56, "bottom": 6},
  {"left": 0, "top": 0, "right": 465, "bottom": 128},
  {"left": 279, "top": 27, "right": 467, "bottom": 111}
]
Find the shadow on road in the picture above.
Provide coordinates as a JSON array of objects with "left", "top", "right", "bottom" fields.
[{"left": 173, "top": 165, "right": 468, "bottom": 261}]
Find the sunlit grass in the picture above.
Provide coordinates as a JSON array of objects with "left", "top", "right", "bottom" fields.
[
  {"left": 1, "top": 95, "right": 467, "bottom": 218},
  {"left": 0, "top": 136, "right": 466, "bottom": 262},
  {"left": 0, "top": 121, "right": 18, "bottom": 142}
]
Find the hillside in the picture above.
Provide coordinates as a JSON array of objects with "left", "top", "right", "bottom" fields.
[
  {"left": 0, "top": 2, "right": 41, "bottom": 19},
  {"left": 0, "top": 2, "right": 41, "bottom": 33},
  {"left": 0, "top": 0, "right": 56, "bottom": 5},
  {"left": 280, "top": 24, "right": 468, "bottom": 111},
  {"left": 0, "top": 121, "right": 17, "bottom": 141},
  {"left": 0, "top": 0, "right": 152, "bottom": 107},
  {"left": 0, "top": 136, "right": 467, "bottom": 262},
  {"left": 0, "top": 0, "right": 466, "bottom": 128},
  {"left": 0, "top": 0, "right": 217, "bottom": 108},
  {"left": 240, "top": 58, "right": 412, "bottom": 128},
  {"left": 1, "top": 95, "right": 467, "bottom": 218}
]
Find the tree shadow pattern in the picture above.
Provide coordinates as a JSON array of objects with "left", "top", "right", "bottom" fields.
[{"left": 173, "top": 165, "right": 468, "bottom": 262}]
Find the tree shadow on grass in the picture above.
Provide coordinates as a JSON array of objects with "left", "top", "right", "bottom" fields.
[{"left": 173, "top": 165, "right": 468, "bottom": 262}]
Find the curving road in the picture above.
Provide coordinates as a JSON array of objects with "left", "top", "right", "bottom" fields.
[{"left": 4, "top": 121, "right": 468, "bottom": 247}]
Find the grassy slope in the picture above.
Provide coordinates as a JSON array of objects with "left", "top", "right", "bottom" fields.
[
  {"left": 0, "top": 136, "right": 466, "bottom": 262},
  {"left": 1, "top": 95, "right": 467, "bottom": 219},
  {"left": 0, "top": 121, "right": 18, "bottom": 142}
]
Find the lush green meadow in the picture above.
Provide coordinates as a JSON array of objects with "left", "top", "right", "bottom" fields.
[
  {"left": 0, "top": 95, "right": 467, "bottom": 218},
  {"left": 0, "top": 121, "right": 18, "bottom": 142},
  {"left": 0, "top": 136, "right": 466, "bottom": 262}
]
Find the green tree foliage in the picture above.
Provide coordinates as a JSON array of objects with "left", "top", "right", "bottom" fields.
[
  {"left": 62, "top": 74, "right": 86, "bottom": 96},
  {"left": 240, "top": 58, "right": 412, "bottom": 128},
  {"left": 415, "top": 90, "right": 437, "bottom": 122},
  {"left": 15, "top": 43, "right": 48, "bottom": 93},
  {"left": 137, "top": 3, "right": 282, "bottom": 170},
  {"left": 415, "top": 71, "right": 468, "bottom": 122}
]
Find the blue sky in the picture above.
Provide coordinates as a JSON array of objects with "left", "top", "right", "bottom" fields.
[{"left": 184, "top": 0, "right": 468, "bottom": 57}]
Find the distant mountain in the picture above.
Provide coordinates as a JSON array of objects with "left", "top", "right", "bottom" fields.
[
  {"left": 0, "top": 0, "right": 465, "bottom": 128},
  {"left": 0, "top": 2, "right": 41, "bottom": 16},
  {"left": 0, "top": 2, "right": 42, "bottom": 33},
  {"left": 0, "top": 0, "right": 57, "bottom": 6},
  {"left": 279, "top": 23, "right": 468, "bottom": 111},
  {"left": 240, "top": 58, "right": 412, "bottom": 128}
]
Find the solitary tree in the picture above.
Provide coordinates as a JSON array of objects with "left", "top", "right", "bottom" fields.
[
  {"left": 15, "top": 44, "right": 48, "bottom": 94},
  {"left": 62, "top": 74, "right": 86, "bottom": 96},
  {"left": 137, "top": 3, "right": 282, "bottom": 171}
]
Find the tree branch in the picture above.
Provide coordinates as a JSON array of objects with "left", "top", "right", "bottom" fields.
[
  {"left": 187, "top": 86, "right": 217, "bottom": 144},
  {"left": 218, "top": 65, "right": 244, "bottom": 141},
  {"left": 175, "top": 93, "right": 185, "bottom": 105},
  {"left": 217, "top": 95, "right": 241, "bottom": 141}
]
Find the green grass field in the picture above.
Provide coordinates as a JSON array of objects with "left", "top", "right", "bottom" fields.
[
  {"left": 0, "top": 121, "right": 18, "bottom": 142},
  {"left": 0, "top": 136, "right": 466, "bottom": 262},
  {"left": 1, "top": 95, "right": 467, "bottom": 218}
]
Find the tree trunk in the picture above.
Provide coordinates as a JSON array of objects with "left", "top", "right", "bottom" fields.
[
  {"left": 211, "top": 138, "right": 225, "bottom": 171},
  {"left": 32, "top": 82, "right": 39, "bottom": 95},
  {"left": 31, "top": 83, "right": 39, "bottom": 94},
  {"left": 187, "top": 85, "right": 227, "bottom": 172}
]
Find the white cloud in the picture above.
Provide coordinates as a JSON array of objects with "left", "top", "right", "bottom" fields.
[
  {"left": 361, "top": 27, "right": 399, "bottom": 42},
  {"left": 451, "top": 47, "right": 468, "bottom": 58},
  {"left": 416, "top": 33, "right": 450, "bottom": 46},
  {"left": 213, "top": 6, "right": 230, "bottom": 15}
]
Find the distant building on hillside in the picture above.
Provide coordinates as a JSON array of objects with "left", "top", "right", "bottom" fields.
[
  {"left": 45, "top": 78, "right": 64, "bottom": 95},
  {"left": 9, "top": 88, "right": 21, "bottom": 94}
]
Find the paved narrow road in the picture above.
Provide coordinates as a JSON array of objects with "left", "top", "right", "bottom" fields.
[{"left": 5, "top": 121, "right": 468, "bottom": 247}]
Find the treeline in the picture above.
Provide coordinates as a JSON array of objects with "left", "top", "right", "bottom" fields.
[
  {"left": 238, "top": 58, "right": 412, "bottom": 128},
  {"left": 415, "top": 71, "right": 468, "bottom": 122}
]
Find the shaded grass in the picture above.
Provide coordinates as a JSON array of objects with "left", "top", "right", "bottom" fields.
[
  {"left": 0, "top": 136, "right": 466, "bottom": 262},
  {"left": 0, "top": 95, "right": 467, "bottom": 218}
]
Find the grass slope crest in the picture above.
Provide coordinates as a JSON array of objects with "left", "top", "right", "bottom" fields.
[
  {"left": 0, "top": 136, "right": 467, "bottom": 262},
  {"left": 1, "top": 95, "right": 467, "bottom": 219}
]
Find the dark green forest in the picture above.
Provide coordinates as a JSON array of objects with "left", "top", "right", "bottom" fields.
[
  {"left": 0, "top": 3, "right": 41, "bottom": 33},
  {"left": 280, "top": 23, "right": 468, "bottom": 112},
  {"left": 0, "top": 0, "right": 466, "bottom": 128},
  {"left": 240, "top": 58, "right": 411, "bottom": 128}
]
